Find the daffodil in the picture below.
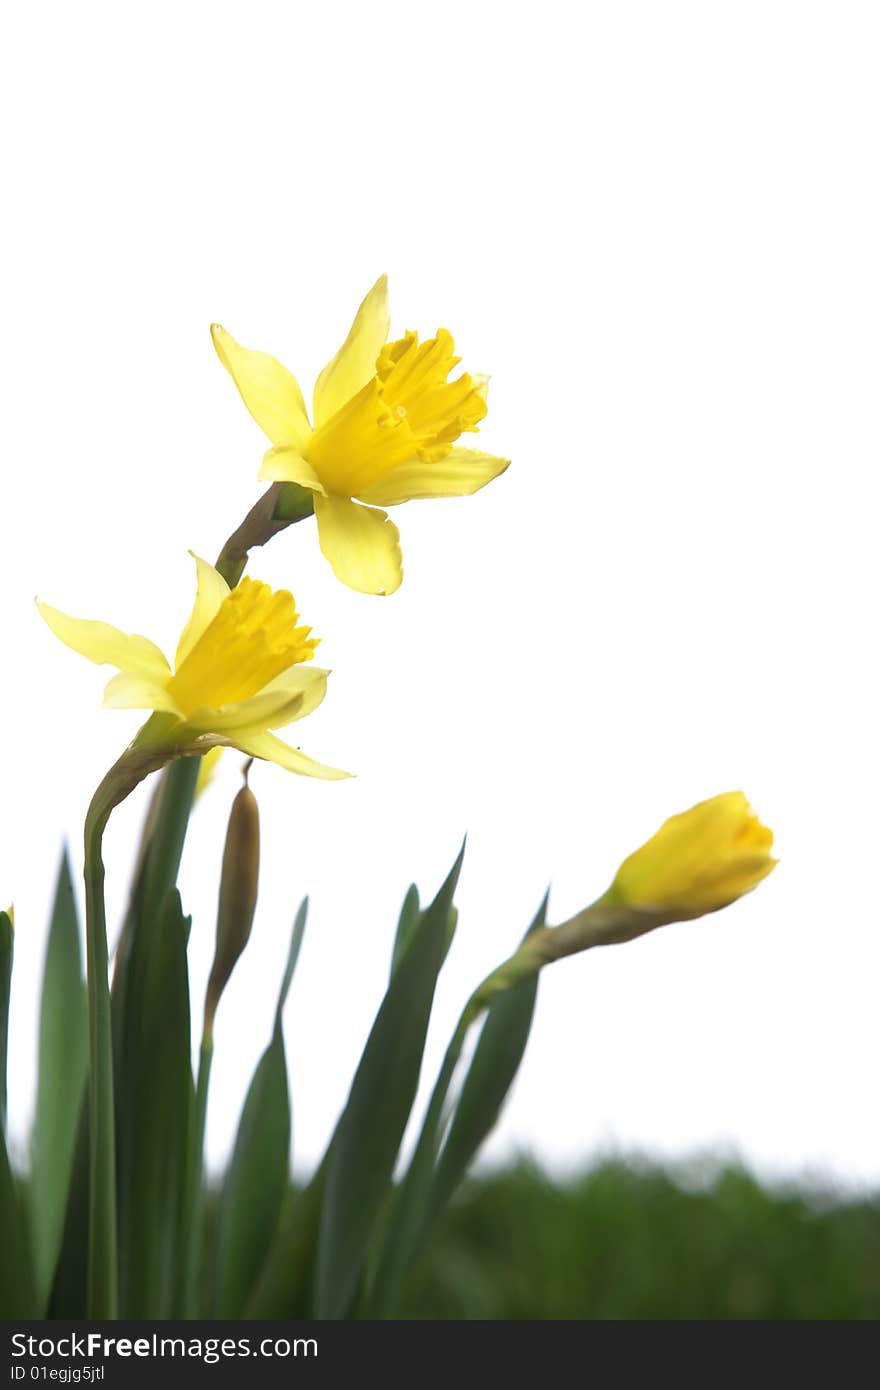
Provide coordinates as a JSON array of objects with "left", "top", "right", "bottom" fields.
[
  {"left": 211, "top": 276, "right": 509, "bottom": 596},
  {"left": 37, "top": 554, "right": 347, "bottom": 780}
]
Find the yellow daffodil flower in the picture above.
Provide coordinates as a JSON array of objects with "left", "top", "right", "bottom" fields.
[
  {"left": 37, "top": 555, "right": 348, "bottom": 780},
  {"left": 211, "top": 276, "right": 510, "bottom": 596}
]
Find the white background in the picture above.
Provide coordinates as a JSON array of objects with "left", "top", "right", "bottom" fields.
[{"left": 2, "top": 2, "right": 878, "bottom": 1190}]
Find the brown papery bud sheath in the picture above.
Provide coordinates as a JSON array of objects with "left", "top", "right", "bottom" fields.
[{"left": 203, "top": 764, "right": 260, "bottom": 1038}]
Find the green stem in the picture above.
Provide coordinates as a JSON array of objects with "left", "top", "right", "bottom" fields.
[
  {"left": 83, "top": 796, "right": 118, "bottom": 1319},
  {"left": 214, "top": 482, "right": 313, "bottom": 589},
  {"left": 181, "top": 1035, "right": 213, "bottom": 1318}
]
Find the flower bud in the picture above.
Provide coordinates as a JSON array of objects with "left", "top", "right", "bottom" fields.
[
  {"left": 203, "top": 761, "right": 260, "bottom": 1037},
  {"left": 551, "top": 791, "right": 776, "bottom": 956},
  {"left": 469, "top": 793, "right": 777, "bottom": 1014}
]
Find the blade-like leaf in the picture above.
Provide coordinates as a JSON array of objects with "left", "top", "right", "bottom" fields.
[
  {"left": 244, "top": 1160, "right": 327, "bottom": 1319},
  {"left": 46, "top": 1094, "right": 89, "bottom": 1318},
  {"left": 389, "top": 884, "right": 420, "bottom": 978},
  {"left": 0, "top": 909, "right": 12, "bottom": 1131},
  {"left": 316, "top": 845, "right": 465, "bottom": 1320},
  {"left": 116, "top": 888, "right": 193, "bottom": 1317},
  {"left": 275, "top": 898, "right": 308, "bottom": 1029},
  {"left": 112, "top": 760, "right": 199, "bottom": 1081},
  {"left": 366, "top": 893, "right": 547, "bottom": 1318},
  {"left": 213, "top": 1038, "right": 290, "bottom": 1317},
  {"left": 0, "top": 911, "right": 37, "bottom": 1318},
  {"left": 430, "top": 895, "right": 547, "bottom": 1216},
  {"left": 0, "top": 1137, "right": 36, "bottom": 1317},
  {"left": 29, "top": 850, "right": 88, "bottom": 1312},
  {"left": 212, "top": 901, "right": 307, "bottom": 1317}
]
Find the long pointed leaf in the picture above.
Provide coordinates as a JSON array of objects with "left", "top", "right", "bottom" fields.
[
  {"left": 46, "top": 1093, "right": 89, "bottom": 1317},
  {"left": 212, "top": 901, "right": 307, "bottom": 1317},
  {"left": 316, "top": 846, "right": 464, "bottom": 1320},
  {"left": 0, "top": 909, "right": 12, "bottom": 1131},
  {"left": 0, "top": 1138, "right": 36, "bottom": 1317},
  {"left": 430, "top": 896, "right": 547, "bottom": 1215},
  {"left": 117, "top": 888, "right": 193, "bottom": 1317},
  {"left": 389, "top": 884, "right": 420, "bottom": 978},
  {"left": 0, "top": 911, "right": 37, "bottom": 1317},
  {"left": 366, "top": 894, "right": 547, "bottom": 1317},
  {"left": 29, "top": 851, "right": 88, "bottom": 1312}
]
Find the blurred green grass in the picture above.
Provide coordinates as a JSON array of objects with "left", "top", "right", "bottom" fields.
[{"left": 397, "top": 1160, "right": 880, "bottom": 1319}]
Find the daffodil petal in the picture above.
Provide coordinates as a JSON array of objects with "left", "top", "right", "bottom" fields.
[
  {"left": 357, "top": 448, "right": 511, "bottom": 506},
  {"left": 259, "top": 446, "right": 327, "bottom": 493},
  {"left": 181, "top": 668, "right": 329, "bottom": 735},
  {"left": 312, "top": 275, "right": 390, "bottom": 427},
  {"left": 259, "top": 666, "right": 329, "bottom": 725},
  {"left": 175, "top": 554, "right": 231, "bottom": 670},
  {"left": 102, "top": 671, "right": 181, "bottom": 714},
  {"left": 314, "top": 494, "right": 402, "bottom": 596},
  {"left": 227, "top": 728, "right": 352, "bottom": 780},
  {"left": 185, "top": 689, "right": 306, "bottom": 732},
  {"left": 211, "top": 323, "right": 312, "bottom": 449},
  {"left": 37, "top": 600, "right": 171, "bottom": 678}
]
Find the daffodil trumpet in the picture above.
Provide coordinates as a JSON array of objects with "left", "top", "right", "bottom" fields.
[
  {"left": 212, "top": 275, "right": 510, "bottom": 595},
  {"left": 39, "top": 557, "right": 348, "bottom": 1318}
]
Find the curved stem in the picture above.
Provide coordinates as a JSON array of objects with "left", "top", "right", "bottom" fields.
[{"left": 214, "top": 482, "right": 314, "bottom": 589}]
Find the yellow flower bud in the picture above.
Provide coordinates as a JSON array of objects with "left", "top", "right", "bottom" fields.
[
  {"left": 203, "top": 762, "right": 261, "bottom": 1037},
  {"left": 607, "top": 791, "right": 776, "bottom": 923},
  {"left": 549, "top": 791, "right": 777, "bottom": 956},
  {"left": 458, "top": 795, "right": 772, "bottom": 1023},
  {"left": 466, "top": 793, "right": 777, "bottom": 1019}
]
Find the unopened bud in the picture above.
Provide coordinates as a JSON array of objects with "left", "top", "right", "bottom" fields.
[
  {"left": 467, "top": 792, "right": 777, "bottom": 1018},
  {"left": 203, "top": 761, "right": 260, "bottom": 1037}
]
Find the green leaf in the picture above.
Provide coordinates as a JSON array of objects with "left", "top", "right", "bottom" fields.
[
  {"left": 116, "top": 888, "right": 193, "bottom": 1317},
  {"left": 430, "top": 894, "right": 547, "bottom": 1217},
  {"left": 389, "top": 884, "right": 420, "bottom": 978},
  {"left": 244, "top": 1161, "right": 327, "bottom": 1319},
  {"left": 29, "top": 850, "right": 88, "bottom": 1313},
  {"left": 366, "top": 893, "right": 547, "bottom": 1318},
  {"left": 46, "top": 1095, "right": 89, "bottom": 1318},
  {"left": 0, "top": 912, "right": 37, "bottom": 1318},
  {"left": 275, "top": 897, "right": 308, "bottom": 1028},
  {"left": 0, "top": 909, "right": 12, "bottom": 1132},
  {"left": 0, "top": 1138, "right": 36, "bottom": 1317},
  {"left": 212, "top": 901, "right": 307, "bottom": 1317},
  {"left": 316, "top": 846, "right": 465, "bottom": 1320},
  {"left": 112, "top": 759, "right": 199, "bottom": 1080}
]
